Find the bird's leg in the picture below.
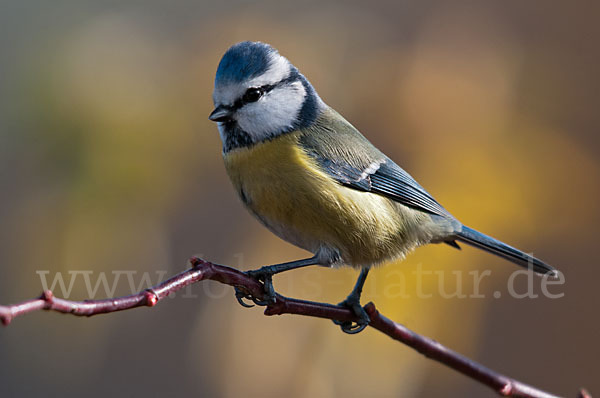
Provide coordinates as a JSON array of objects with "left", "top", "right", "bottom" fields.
[
  {"left": 235, "top": 256, "right": 320, "bottom": 307},
  {"left": 333, "top": 267, "right": 371, "bottom": 334}
]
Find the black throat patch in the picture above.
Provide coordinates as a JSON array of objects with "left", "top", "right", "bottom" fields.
[{"left": 222, "top": 121, "right": 254, "bottom": 152}]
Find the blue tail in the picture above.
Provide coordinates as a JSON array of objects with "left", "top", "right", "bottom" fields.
[{"left": 456, "top": 226, "right": 557, "bottom": 276}]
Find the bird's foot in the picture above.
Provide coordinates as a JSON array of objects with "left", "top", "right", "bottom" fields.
[
  {"left": 333, "top": 293, "right": 370, "bottom": 334},
  {"left": 234, "top": 266, "right": 277, "bottom": 307}
]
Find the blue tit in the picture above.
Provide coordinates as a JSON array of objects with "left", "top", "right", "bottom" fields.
[{"left": 209, "top": 41, "right": 557, "bottom": 333}]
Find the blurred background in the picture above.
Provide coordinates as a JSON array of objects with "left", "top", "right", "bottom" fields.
[{"left": 0, "top": 1, "right": 598, "bottom": 397}]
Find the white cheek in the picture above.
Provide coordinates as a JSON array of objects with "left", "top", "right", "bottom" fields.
[{"left": 236, "top": 82, "right": 306, "bottom": 141}]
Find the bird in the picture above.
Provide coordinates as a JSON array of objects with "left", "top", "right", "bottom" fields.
[{"left": 208, "top": 41, "right": 557, "bottom": 333}]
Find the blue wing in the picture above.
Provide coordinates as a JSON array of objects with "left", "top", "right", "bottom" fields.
[
  {"left": 298, "top": 107, "right": 452, "bottom": 219},
  {"left": 314, "top": 156, "right": 451, "bottom": 218}
]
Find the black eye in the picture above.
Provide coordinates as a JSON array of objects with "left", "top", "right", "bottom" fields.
[{"left": 243, "top": 87, "right": 263, "bottom": 103}]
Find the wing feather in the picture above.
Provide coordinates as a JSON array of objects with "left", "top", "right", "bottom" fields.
[
  {"left": 299, "top": 109, "right": 451, "bottom": 218},
  {"left": 317, "top": 156, "right": 450, "bottom": 217}
]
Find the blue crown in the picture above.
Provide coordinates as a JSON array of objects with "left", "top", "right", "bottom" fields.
[{"left": 215, "top": 41, "right": 276, "bottom": 85}]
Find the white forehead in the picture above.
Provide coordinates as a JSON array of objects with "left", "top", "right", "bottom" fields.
[{"left": 213, "top": 52, "right": 291, "bottom": 106}]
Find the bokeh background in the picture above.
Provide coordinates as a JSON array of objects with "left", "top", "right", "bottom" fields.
[{"left": 1, "top": 1, "right": 598, "bottom": 397}]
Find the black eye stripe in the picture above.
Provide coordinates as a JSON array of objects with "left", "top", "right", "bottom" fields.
[
  {"left": 234, "top": 85, "right": 273, "bottom": 108},
  {"left": 229, "top": 73, "right": 299, "bottom": 111},
  {"left": 242, "top": 87, "right": 262, "bottom": 103}
]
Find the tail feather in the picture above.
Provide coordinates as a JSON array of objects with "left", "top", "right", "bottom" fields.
[{"left": 455, "top": 226, "right": 557, "bottom": 276}]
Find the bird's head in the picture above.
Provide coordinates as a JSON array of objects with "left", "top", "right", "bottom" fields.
[{"left": 210, "top": 41, "right": 322, "bottom": 152}]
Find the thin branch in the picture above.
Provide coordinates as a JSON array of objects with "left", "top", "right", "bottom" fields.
[{"left": 0, "top": 257, "right": 588, "bottom": 398}]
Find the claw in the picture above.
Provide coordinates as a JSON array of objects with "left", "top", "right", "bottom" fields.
[
  {"left": 233, "top": 258, "right": 319, "bottom": 309},
  {"left": 233, "top": 269, "right": 278, "bottom": 308},
  {"left": 245, "top": 269, "right": 277, "bottom": 305},
  {"left": 332, "top": 296, "right": 370, "bottom": 334},
  {"left": 339, "top": 320, "right": 369, "bottom": 334},
  {"left": 237, "top": 296, "right": 255, "bottom": 308},
  {"left": 234, "top": 287, "right": 255, "bottom": 308},
  {"left": 250, "top": 297, "right": 273, "bottom": 306}
]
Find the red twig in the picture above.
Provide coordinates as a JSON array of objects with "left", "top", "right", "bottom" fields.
[{"left": 0, "top": 257, "right": 588, "bottom": 398}]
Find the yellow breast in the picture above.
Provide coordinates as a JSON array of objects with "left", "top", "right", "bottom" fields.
[{"left": 223, "top": 132, "right": 430, "bottom": 267}]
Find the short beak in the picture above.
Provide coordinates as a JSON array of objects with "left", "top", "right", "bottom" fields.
[{"left": 209, "top": 105, "right": 233, "bottom": 122}]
